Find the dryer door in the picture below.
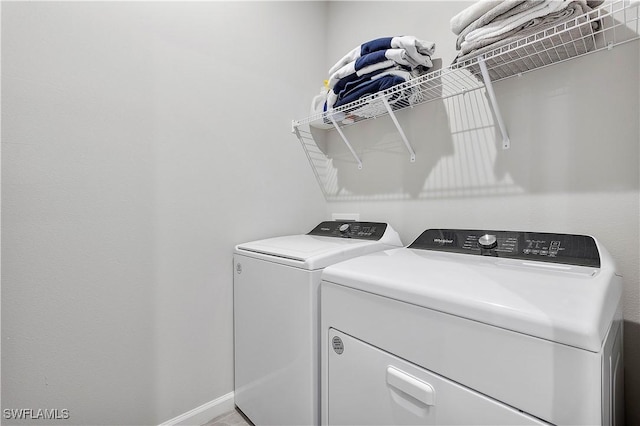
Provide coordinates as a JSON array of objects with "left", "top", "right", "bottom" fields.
[{"left": 327, "top": 329, "right": 548, "bottom": 425}]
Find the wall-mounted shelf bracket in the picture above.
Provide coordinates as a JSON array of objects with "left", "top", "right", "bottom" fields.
[
  {"left": 478, "top": 55, "right": 511, "bottom": 149},
  {"left": 380, "top": 94, "right": 416, "bottom": 162},
  {"left": 329, "top": 114, "right": 363, "bottom": 169}
]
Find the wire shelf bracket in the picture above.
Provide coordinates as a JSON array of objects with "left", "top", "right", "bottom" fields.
[
  {"left": 329, "top": 114, "right": 363, "bottom": 170},
  {"left": 381, "top": 94, "right": 417, "bottom": 162},
  {"left": 478, "top": 56, "right": 511, "bottom": 149}
]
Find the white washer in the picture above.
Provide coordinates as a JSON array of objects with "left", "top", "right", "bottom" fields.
[
  {"left": 321, "top": 229, "right": 624, "bottom": 426},
  {"left": 234, "top": 221, "right": 402, "bottom": 425}
]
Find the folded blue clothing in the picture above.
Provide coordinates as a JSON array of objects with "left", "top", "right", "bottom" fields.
[
  {"left": 328, "top": 48, "right": 430, "bottom": 90},
  {"left": 354, "top": 50, "right": 394, "bottom": 72},
  {"left": 328, "top": 36, "right": 436, "bottom": 76},
  {"left": 333, "top": 75, "right": 408, "bottom": 108},
  {"left": 327, "top": 66, "right": 412, "bottom": 110},
  {"left": 332, "top": 65, "right": 408, "bottom": 98},
  {"left": 320, "top": 74, "right": 407, "bottom": 125},
  {"left": 359, "top": 37, "right": 395, "bottom": 55},
  {"left": 317, "top": 35, "right": 436, "bottom": 124}
]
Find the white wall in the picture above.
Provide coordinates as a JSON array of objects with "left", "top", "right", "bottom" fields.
[
  {"left": 323, "top": 1, "right": 640, "bottom": 424},
  {"left": 1, "top": 2, "right": 326, "bottom": 424}
]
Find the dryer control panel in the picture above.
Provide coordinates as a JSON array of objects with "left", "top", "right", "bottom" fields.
[
  {"left": 308, "top": 221, "right": 388, "bottom": 240},
  {"left": 409, "top": 229, "right": 600, "bottom": 267}
]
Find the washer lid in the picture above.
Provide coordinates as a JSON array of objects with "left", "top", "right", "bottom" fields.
[
  {"left": 237, "top": 234, "right": 364, "bottom": 260},
  {"left": 235, "top": 222, "right": 402, "bottom": 270},
  {"left": 321, "top": 244, "right": 622, "bottom": 352}
]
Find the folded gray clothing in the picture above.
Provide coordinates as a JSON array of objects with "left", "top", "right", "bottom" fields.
[
  {"left": 450, "top": 0, "right": 505, "bottom": 35},
  {"left": 455, "top": 4, "right": 597, "bottom": 81},
  {"left": 452, "top": 0, "right": 605, "bottom": 46},
  {"left": 460, "top": 0, "right": 594, "bottom": 56},
  {"left": 456, "top": 0, "right": 537, "bottom": 50}
]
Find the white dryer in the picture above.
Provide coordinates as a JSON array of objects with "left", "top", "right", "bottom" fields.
[
  {"left": 321, "top": 229, "right": 623, "bottom": 426},
  {"left": 234, "top": 221, "right": 402, "bottom": 425}
]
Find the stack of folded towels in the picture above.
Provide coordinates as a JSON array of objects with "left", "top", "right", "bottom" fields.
[
  {"left": 324, "top": 36, "right": 436, "bottom": 111},
  {"left": 451, "top": 0, "right": 603, "bottom": 70}
]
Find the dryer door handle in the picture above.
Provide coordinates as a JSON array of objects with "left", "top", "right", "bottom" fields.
[{"left": 386, "top": 366, "right": 435, "bottom": 406}]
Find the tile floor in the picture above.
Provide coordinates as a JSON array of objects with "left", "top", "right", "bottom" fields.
[{"left": 202, "top": 408, "right": 252, "bottom": 426}]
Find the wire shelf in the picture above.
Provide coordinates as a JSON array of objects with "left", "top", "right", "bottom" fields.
[
  {"left": 293, "top": 0, "right": 639, "bottom": 131},
  {"left": 292, "top": 0, "right": 639, "bottom": 199}
]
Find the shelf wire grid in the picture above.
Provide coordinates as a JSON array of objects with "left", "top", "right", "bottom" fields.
[{"left": 293, "top": 0, "right": 640, "bottom": 131}]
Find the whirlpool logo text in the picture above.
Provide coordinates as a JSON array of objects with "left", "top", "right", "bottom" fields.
[{"left": 433, "top": 238, "right": 454, "bottom": 244}]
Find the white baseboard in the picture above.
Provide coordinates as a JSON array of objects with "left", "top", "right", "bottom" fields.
[{"left": 159, "top": 392, "right": 235, "bottom": 426}]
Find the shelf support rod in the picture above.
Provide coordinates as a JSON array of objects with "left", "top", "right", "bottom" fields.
[
  {"left": 329, "top": 114, "right": 363, "bottom": 169},
  {"left": 290, "top": 121, "right": 329, "bottom": 199},
  {"left": 478, "top": 56, "right": 511, "bottom": 149},
  {"left": 380, "top": 94, "right": 416, "bottom": 162}
]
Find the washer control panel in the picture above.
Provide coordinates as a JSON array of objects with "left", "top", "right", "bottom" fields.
[
  {"left": 409, "top": 229, "right": 600, "bottom": 267},
  {"left": 308, "top": 221, "right": 388, "bottom": 240}
]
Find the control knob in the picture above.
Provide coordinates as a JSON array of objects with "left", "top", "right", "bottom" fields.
[
  {"left": 339, "top": 223, "right": 350, "bottom": 234},
  {"left": 478, "top": 234, "right": 497, "bottom": 249}
]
